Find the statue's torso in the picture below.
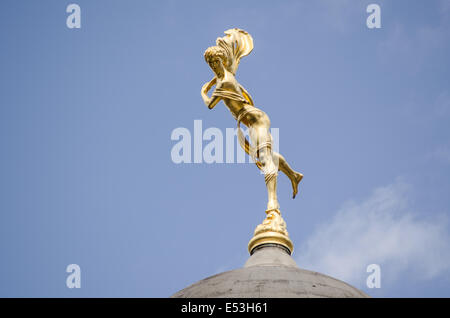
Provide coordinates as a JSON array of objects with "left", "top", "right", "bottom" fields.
[
  {"left": 213, "top": 71, "right": 269, "bottom": 128},
  {"left": 214, "top": 72, "right": 251, "bottom": 120}
]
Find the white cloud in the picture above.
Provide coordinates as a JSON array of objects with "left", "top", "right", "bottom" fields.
[{"left": 296, "top": 179, "right": 450, "bottom": 290}]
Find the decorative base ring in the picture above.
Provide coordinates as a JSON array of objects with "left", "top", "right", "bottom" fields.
[{"left": 248, "top": 231, "right": 293, "bottom": 255}]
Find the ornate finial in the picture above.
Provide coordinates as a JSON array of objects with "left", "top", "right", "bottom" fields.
[
  {"left": 201, "top": 29, "right": 302, "bottom": 255},
  {"left": 248, "top": 209, "right": 294, "bottom": 255}
]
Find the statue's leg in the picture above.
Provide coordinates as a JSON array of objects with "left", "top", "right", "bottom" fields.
[
  {"left": 272, "top": 152, "right": 303, "bottom": 198},
  {"left": 250, "top": 126, "right": 279, "bottom": 211},
  {"left": 260, "top": 146, "right": 279, "bottom": 211}
]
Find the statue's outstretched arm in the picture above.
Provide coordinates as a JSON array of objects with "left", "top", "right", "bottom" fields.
[
  {"left": 201, "top": 77, "right": 221, "bottom": 109},
  {"left": 202, "top": 77, "right": 216, "bottom": 94}
]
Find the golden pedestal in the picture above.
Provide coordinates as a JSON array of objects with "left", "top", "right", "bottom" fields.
[{"left": 248, "top": 209, "right": 294, "bottom": 255}]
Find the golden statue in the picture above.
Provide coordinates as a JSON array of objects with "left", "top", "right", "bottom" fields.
[{"left": 201, "top": 29, "right": 303, "bottom": 254}]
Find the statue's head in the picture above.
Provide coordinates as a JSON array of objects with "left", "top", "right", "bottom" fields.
[{"left": 204, "top": 46, "right": 227, "bottom": 76}]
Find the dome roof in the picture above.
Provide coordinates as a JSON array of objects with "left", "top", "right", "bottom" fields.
[{"left": 171, "top": 245, "right": 369, "bottom": 298}]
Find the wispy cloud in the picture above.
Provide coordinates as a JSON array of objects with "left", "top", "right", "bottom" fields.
[
  {"left": 377, "top": 23, "right": 448, "bottom": 73},
  {"left": 377, "top": 2, "right": 450, "bottom": 73},
  {"left": 429, "top": 145, "right": 450, "bottom": 164},
  {"left": 296, "top": 179, "right": 450, "bottom": 292}
]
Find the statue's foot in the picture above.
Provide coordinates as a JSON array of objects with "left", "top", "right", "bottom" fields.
[{"left": 292, "top": 172, "right": 303, "bottom": 199}]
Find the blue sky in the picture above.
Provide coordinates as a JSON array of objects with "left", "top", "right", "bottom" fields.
[{"left": 1, "top": 0, "right": 449, "bottom": 297}]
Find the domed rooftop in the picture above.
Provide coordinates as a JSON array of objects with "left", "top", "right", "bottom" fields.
[{"left": 171, "top": 245, "right": 369, "bottom": 298}]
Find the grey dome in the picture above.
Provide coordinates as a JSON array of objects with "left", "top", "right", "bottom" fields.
[{"left": 171, "top": 245, "right": 369, "bottom": 298}]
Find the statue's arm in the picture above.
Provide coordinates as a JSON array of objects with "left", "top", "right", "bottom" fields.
[
  {"left": 201, "top": 77, "right": 221, "bottom": 109},
  {"left": 239, "top": 84, "right": 254, "bottom": 106},
  {"left": 207, "top": 96, "right": 221, "bottom": 109}
]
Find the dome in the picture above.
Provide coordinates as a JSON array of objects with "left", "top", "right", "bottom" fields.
[{"left": 171, "top": 245, "right": 369, "bottom": 298}]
